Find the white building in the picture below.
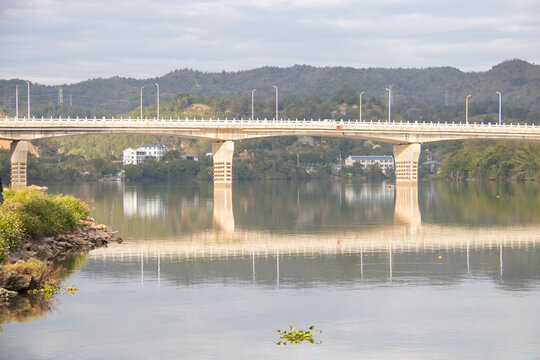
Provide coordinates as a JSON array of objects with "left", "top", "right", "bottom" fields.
[
  {"left": 122, "top": 148, "right": 137, "bottom": 165},
  {"left": 122, "top": 143, "right": 167, "bottom": 165},
  {"left": 344, "top": 155, "right": 394, "bottom": 173}
]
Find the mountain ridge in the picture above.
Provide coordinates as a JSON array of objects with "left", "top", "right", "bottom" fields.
[{"left": 0, "top": 59, "right": 538, "bottom": 115}]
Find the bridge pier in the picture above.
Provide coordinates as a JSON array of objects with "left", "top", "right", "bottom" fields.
[
  {"left": 393, "top": 143, "right": 421, "bottom": 183},
  {"left": 212, "top": 141, "right": 234, "bottom": 184},
  {"left": 10, "top": 140, "right": 29, "bottom": 188}
]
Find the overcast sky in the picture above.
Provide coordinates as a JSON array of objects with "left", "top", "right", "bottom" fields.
[{"left": 1, "top": 0, "right": 539, "bottom": 85}]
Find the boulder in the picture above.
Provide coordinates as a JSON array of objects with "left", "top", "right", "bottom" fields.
[{"left": 0, "top": 268, "right": 32, "bottom": 291}]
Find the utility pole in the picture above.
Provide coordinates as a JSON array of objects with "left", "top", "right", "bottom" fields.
[
  {"left": 58, "top": 87, "right": 64, "bottom": 105},
  {"left": 140, "top": 85, "right": 146, "bottom": 119},
  {"left": 155, "top": 83, "right": 160, "bottom": 119},
  {"left": 70, "top": 95, "right": 73, "bottom": 107},
  {"left": 15, "top": 84, "right": 19, "bottom": 118},
  {"left": 273, "top": 86, "right": 278, "bottom": 120},
  {"left": 385, "top": 87, "right": 392, "bottom": 123},
  {"left": 466, "top": 94, "right": 471, "bottom": 124},
  {"left": 359, "top": 91, "right": 364, "bottom": 122},
  {"left": 251, "top": 89, "right": 256, "bottom": 120},
  {"left": 26, "top": 81, "right": 30, "bottom": 118},
  {"left": 496, "top": 91, "right": 502, "bottom": 125}
]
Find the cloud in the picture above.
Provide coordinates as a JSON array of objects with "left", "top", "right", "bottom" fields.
[{"left": 0, "top": 0, "right": 539, "bottom": 84}]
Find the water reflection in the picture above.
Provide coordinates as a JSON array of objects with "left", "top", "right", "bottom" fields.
[{"left": 86, "top": 182, "right": 540, "bottom": 290}]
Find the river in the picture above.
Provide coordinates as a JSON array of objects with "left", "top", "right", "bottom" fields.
[{"left": 1, "top": 180, "right": 539, "bottom": 359}]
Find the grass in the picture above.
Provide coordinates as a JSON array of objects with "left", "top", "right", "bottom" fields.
[{"left": 0, "top": 188, "right": 89, "bottom": 263}]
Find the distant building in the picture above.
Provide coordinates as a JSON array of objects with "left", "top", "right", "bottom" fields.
[
  {"left": 122, "top": 148, "right": 137, "bottom": 165},
  {"left": 122, "top": 142, "right": 167, "bottom": 165},
  {"left": 181, "top": 154, "right": 198, "bottom": 161},
  {"left": 344, "top": 155, "right": 394, "bottom": 173}
]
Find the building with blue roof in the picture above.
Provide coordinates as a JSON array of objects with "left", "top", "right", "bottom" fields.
[{"left": 344, "top": 155, "right": 394, "bottom": 173}]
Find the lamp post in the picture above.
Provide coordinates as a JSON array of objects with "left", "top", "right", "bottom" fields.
[
  {"left": 385, "top": 87, "right": 391, "bottom": 123},
  {"left": 466, "top": 94, "right": 471, "bottom": 124},
  {"left": 26, "top": 81, "right": 30, "bottom": 118},
  {"left": 15, "top": 84, "right": 19, "bottom": 118},
  {"left": 273, "top": 86, "right": 278, "bottom": 120},
  {"left": 496, "top": 91, "right": 502, "bottom": 125},
  {"left": 155, "top": 83, "right": 160, "bottom": 119},
  {"left": 359, "top": 91, "right": 364, "bottom": 122},
  {"left": 251, "top": 89, "right": 256, "bottom": 120},
  {"left": 140, "top": 85, "right": 146, "bottom": 119}
]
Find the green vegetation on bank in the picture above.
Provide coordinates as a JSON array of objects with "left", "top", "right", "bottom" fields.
[
  {"left": 0, "top": 189, "right": 89, "bottom": 262},
  {"left": 439, "top": 143, "right": 540, "bottom": 181}
]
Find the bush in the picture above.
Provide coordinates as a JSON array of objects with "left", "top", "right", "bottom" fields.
[
  {"left": 0, "top": 205, "right": 25, "bottom": 262},
  {"left": 3, "top": 188, "right": 88, "bottom": 238}
]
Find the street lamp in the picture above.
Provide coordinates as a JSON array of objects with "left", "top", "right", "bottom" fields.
[
  {"left": 26, "top": 81, "right": 30, "bottom": 118},
  {"left": 273, "top": 86, "right": 278, "bottom": 120},
  {"left": 466, "top": 94, "right": 471, "bottom": 124},
  {"left": 359, "top": 91, "right": 364, "bottom": 122},
  {"left": 385, "top": 87, "right": 392, "bottom": 123},
  {"left": 140, "top": 85, "right": 146, "bottom": 119},
  {"left": 15, "top": 84, "right": 19, "bottom": 118},
  {"left": 251, "top": 89, "right": 256, "bottom": 120},
  {"left": 155, "top": 83, "right": 160, "bottom": 119},
  {"left": 496, "top": 91, "right": 502, "bottom": 125}
]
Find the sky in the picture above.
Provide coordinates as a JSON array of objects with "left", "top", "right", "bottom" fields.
[{"left": 1, "top": 0, "right": 539, "bottom": 85}]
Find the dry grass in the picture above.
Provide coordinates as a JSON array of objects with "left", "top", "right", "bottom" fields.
[{"left": 7, "top": 259, "right": 65, "bottom": 289}]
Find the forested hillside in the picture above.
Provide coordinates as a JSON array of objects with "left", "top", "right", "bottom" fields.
[{"left": 1, "top": 59, "right": 539, "bottom": 116}]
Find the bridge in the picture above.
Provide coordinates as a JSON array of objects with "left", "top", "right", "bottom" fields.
[{"left": 2, "top": 116, "right": 540, "bottom": 186}]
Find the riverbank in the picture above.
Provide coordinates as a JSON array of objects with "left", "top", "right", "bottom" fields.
[{"left": 0, "top": 187, "right": 121, "bottom": 303}]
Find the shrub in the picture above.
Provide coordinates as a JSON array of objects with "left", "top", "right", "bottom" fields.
[
  {"left": 3, "top": 188, "right": 89, "bottom": 238},
  {"left": 0, "top": 205, "right": 25, "bottom": 262}
]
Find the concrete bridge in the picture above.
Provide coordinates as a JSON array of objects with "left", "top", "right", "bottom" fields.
[{"left": 2, "top": 116, "right": 540, "bottom": 186}]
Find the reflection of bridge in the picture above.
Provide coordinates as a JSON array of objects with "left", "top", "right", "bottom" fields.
[
  {"left": 2, "top": 117, "right": 540, "bottom": 186},
  {"left": 94, "top": 184, "right": 540, "bottom": 270}
]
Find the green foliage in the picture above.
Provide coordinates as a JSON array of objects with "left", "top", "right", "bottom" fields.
[
  {"left": 439, "top": 143, "right": 540, "bottom": 181},
  {"left": 275, "top": 325, "right": 322, "bottom": 345},
  {"left": 3, "top": 189, "right": 88, "bottom": 239},
  {"left": 0, "top": 205, "right": 25, "bottom": 262}
]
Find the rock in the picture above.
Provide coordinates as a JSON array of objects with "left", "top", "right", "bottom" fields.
[{"left": 0, "top": 268, "right": 32, "bottom": 291}]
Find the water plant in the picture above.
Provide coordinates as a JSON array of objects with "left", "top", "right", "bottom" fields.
[{"left": 275, "top": 325, "right": 322, "bottom": 345}]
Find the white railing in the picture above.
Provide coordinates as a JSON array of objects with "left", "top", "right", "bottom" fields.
[{"left": 1, "top": 116, "right": 537, "bottom": 132}]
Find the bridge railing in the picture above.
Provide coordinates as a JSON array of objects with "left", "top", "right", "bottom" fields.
[{"left": 1, "top": 116, "right": 538, "bottom": 130}]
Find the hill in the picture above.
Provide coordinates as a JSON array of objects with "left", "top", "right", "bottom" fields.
[{"left": 0, "top": 60, "right": 539, "bottom": 116}]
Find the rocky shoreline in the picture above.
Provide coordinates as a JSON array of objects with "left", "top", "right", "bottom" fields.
[{"left": 1, "top": 218, "right": 122, "bottom": 304}]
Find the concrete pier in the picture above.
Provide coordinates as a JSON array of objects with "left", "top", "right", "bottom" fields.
[
  {"left": 393, "top": 143, "right": 421, "bottom": 183},
  {"left": 10, "top": 140, "right": 29, "bottom": 188},
  {"left": 212, "top": 141, "right": 234, "bottom": 184}
]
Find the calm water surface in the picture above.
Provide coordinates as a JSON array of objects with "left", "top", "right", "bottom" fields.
[{"left": 1, "top": 181, "right": 539, "bottom": 359}]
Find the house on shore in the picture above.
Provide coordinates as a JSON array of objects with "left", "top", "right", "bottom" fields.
[
  {"left": 123, "top": 143, "right": 167, "bottom": 165},
  {"left": 344, "top": 155, "right": 394, "bottom": 173}
]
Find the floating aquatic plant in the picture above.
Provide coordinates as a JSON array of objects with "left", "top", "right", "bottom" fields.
[{"left": 275, "top": 325, "right": 322, "bottom": 345}]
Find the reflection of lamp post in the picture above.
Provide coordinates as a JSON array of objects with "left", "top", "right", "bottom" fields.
[
  {"left": 273, "top": 86, "right": 278, "bottom": 120},
  {"left": 155, "top": 83, "right": 160, "bottom": 119},
  {"left": 251, "top": 89, "right": 256, "bottom": 120},
  {"left": 26, "top": 81, "right": 30, "bottom": 118},
  {"left": 15, "top": 84, "right": 19, "bottom": 118},
  {"left": 466, "top": 94, "right": 471, "bottom": 124},
  {"left": 359, "top": 91, "right": 364, "bottom": 122},
  {"left": 140, "top": 85, "right": 146, "bottom": 119},
  {"left": 496, "top": 91, "right": 502, "bottom": 125},
  {"left": 385, "top": 87, "right": 391, "bottom": 123}
]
